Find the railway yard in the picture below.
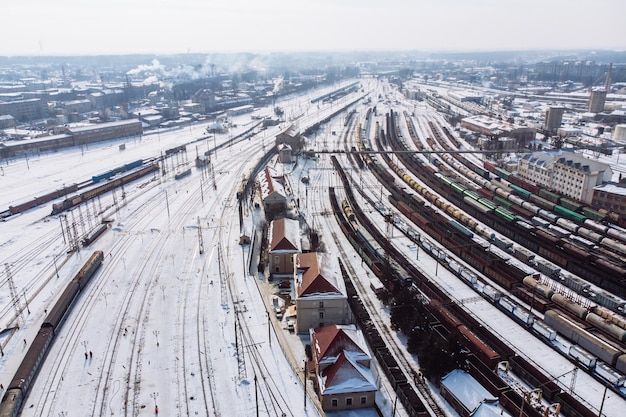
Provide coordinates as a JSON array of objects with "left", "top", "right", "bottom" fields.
[{"left": 1, "top": 77, "right": 626, "bottom": 417}]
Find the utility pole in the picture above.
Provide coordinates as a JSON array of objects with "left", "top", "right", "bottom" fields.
[
  {"left": 5, "top": 263, "right": 23, "bottom": 323},
  {"left": 197, "top": 217, "right": 204, "bottom": 254}
]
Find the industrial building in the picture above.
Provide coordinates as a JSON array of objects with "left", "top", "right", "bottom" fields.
[
  {"left": 517, "top": 151, "right": 612, "bottom": 204},
  {"left": 460, "top": 115, "right": 535, "bottom": 147},
  {"left": 589, "top": 88, "right": 607, "bottom": 113},
  {"left": 544, "top": 106, "right": 565, "bottom": 133}
]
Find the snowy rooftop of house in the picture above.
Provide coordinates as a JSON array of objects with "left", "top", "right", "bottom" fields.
[
  {"left": 296, "top": 252, "right": 346, "bottom": 298},
  {"left": 269, "top": 217, "right": 301, "bottom": 253},
  {"left": 309, "top": 324, "right": 370, "bottom": 365},
  {"left": 318, "top": 350, "right": 377, "bottom": 395},
  {"left": 594, "top": 182, "right": 626, "bottom": 196},
  {"left": 440, "top": 369, "right": 498, "bottom": 412},
  {"left": 259, "top": 166, "right": 286, "bottom": 198},
  {"left": 279, "top": 124, "right": 299, "bottom": 138}
]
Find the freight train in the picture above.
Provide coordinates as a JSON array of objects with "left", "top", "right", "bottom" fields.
[
  {"left": 5, "top": 183, "right": 79, "bottom": 217},
  {"left": 51, "top": 163, "right": 159, "bottom": 214},
  {"left": 382, "top": 112, "right": 626, "bottom": 298},
  {"left": 91, "top": 159, "right": 143, "bottom": 182},
  {"left": 0, "top": 251, "right": 104, "bottom": 417},
  {"left": 330, "top": 149, "right": 600, "bottom": 417}
]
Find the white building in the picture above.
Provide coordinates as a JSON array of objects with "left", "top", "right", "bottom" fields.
[
  {"left": 517, "top": 151, "right": 612, "bottom": 203},
  {"left": 294, "top": 252, "right": 348, "bottom": 333}
]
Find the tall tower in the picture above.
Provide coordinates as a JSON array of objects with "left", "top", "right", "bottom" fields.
[
  {"left": 588, "top": 88, "right": 606, "bottom": 113},
  {"left": 544, "top": 106, "right": 565, "bottom": 133}
]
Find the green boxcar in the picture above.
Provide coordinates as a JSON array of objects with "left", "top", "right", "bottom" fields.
[
  {"left": 582, "top": 207, "right": 606, "bottom": 221},
  {"left": 554, "top": 205, "right": 586, "bottom": 223},
  {"left": 495, "top": 207, "right": 517, "bottom": 222},
  {"left": 475, "top": 167, "right": 487, "bottom": 178},
  {"left": 509, "top": 184, "right": 531, "bottom": 199},
  {"left": 539, "top": 189, "right": 560, "bottom": 204},
  {"left": 451, "top": 183, "right": 466, "bottom": 194},
  {"left": 493, "top": 167, "right": 510, "bottom": 180},
  {"left": 560, "top": 198, "right": 582, "bottom": 213},
  {"left": 494, "top": 195, "right": 513, "bottom": 208},
  {"left": 448, "top": 220, "right": 474, "bottom": 238},
  {"left": 478, "top": 198, "right": 497, "bottom": 211},
  {"left": 463, "top": 190, "right": 481, "bottom": 201},
  {"left": 437, "top": 175, "right": 454, "bottom": 186}
]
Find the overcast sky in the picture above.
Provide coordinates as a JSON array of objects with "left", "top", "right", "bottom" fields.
[{"left": 2, "top": 0, "right": 625, "bottom": 56}]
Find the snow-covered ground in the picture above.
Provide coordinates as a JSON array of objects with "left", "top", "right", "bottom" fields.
[
  {"left": 2, "top": 77, "right": 626, "bottom": 417},
  {"left": 0, "top": 81, "right": 376, "bottom": 417}
]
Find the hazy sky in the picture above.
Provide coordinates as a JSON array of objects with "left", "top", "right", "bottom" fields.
[{"left": 2, "top": 0, "right": 625, "bottom": 56}]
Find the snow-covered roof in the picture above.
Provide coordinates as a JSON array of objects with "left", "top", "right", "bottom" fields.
[
  {"left": 259, "top": 166, "right": 286, "bottom": 199},
  {"left": 473, "top": 401, "right": 513, "bottom": 417},
  {"left": 296, "top": 252, "right": 346, "bottom": 298},
  {"left": 594, "top": 182, "right": 626, "bottom": 196},
  {"left": 310, "top": 324, "right": 370, "bottom": 365},
  {"left": 269, "top": 217, "right": 301, "bottom": 253},
  {"left": 521, "top": 150, "right": 611, "bottom": 174},
  {"left": 318, "top": 350, "right": 377, "bottom": 395}
]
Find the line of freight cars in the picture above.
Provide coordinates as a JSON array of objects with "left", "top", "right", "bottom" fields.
[
  {"left": 411, "top": 215, "right": 626, "bottom": 403},
  {"left": 336, "top": 256, "right": 429, "bottom": 417},
  {"left": 6, "top": 183, "right": 79, "bottom": 217},
  {"left": 51, "top": 163, "right": 159, "bottom": 215},
  {"left": 436, "top": 171, "right": 626, "bottom": 270},
  {"left": 386, "top": 111, "right": 626, "bottom": 312},
  {"left": 331, "top": 154, "right": 525, "bottom": 372},
  {"left": 331, "top": 157, "right": 597, "bottom": 417},
  {"left": 425, "top": 119, "right": 626, "bottom": 251},
  {"left": 425, "top": 120, "right": 626, "bottom": 255},
  {"left": 413, "top": 210, "right": 626, "bottom": 391},
  {"left": 404, "top": 172, "right": 626, "bottom": 306},
  {"left": 384, "top": 126, "right": 615, "bottom": 417},
  {"left": 389, "top": 111, "right": 626, "bottom": 299},
  {"left": 394, "top": 129, "right": 626, "bottom": 298},
  {"left": 425, "top": 117, "right": 623, "bottom": 414},
  {"left": 91, "top": 159, "right": 143, "bottom": 182},
  {"left": 0, "top": 251, "right": 104, "bottom": 417}
]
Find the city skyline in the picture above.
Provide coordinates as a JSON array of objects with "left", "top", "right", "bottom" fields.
[{"left": 2, "top": 0, "right": 625, "bottom": 56}]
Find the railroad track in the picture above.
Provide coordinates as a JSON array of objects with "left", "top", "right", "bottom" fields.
[{"left": 23, "top": 177, "right": 165, "bottom": 417}]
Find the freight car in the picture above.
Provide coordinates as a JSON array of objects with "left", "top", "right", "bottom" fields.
[
  {"left": 164, "top": 144, "right": 187, "bottom": 155},
  {"left": 543, "top": 310, "right": 626, "bottom": 373},
  {"left": 0, "top": 251, "right": 104, "bottom": 417},
  {"left": 91, "top": 159, "right": 143, "bottom": 183},
  {"left": 8, "top": 183, "right": 79, "bottom": 216},
  {"left": 52, "top": 163, "right": 159, "bottom": 214}
]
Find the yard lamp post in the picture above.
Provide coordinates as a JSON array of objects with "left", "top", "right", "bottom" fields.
[
  {"left": 150, "top": 391, "right": 159, "bottom": 414},
  {"left": 153, "top": 330, "right": 160, "bottom": 347}
]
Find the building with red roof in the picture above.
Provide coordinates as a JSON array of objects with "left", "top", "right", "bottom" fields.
[
  {"left": 294, "top": 252, "right": 348, "bottom": 333},
  {"left": 309, "top": 324, "right": 377, "bottom": 411},
  {"left": 259, "top": 166, "right": 288, "bottom": 215},
  {"left": 268, "top": 217, "right": 301, "bottom": 278}
]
